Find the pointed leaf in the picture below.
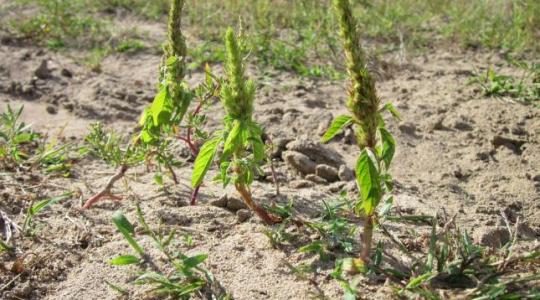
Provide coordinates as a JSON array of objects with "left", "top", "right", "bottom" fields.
[
  {"left": 355, "top": 149, "right": 381, "bottom": 215},
  {"left": 150, "top": 87, "right": 172, "bottom": 126},
  {"left": 381, "top": 103, "right": 401, "bottom": 120},
  {"left": 321, "top": 115, "right": 352, "bottom": 143},
  {"left": 191, "top": 136, "right": 221, "bottom": 188},
  {"left": 183, "top": 254, "right": 208, "bottom": 268},
  {"left": 379, "top": 127, "right": 396, "bottom": 168},
  {"left": 222, "top": 120, "right": 242, "bottom": 159},
  {"left": 109, "top": 255, "right": 141, "bottom": 266},
  {"left": 112, "top": 211, "right": 144, "bottom": 255}
]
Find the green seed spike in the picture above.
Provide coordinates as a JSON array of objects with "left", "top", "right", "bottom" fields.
[
  {"left": 334, "top": 0, "right": 380, "bottom": 149},
  {"left": 167, "top": 0, "right": 187, "bottom": 60},
  {"left": 221, "top": 27, "right": 255, "bottom": 120},
  {"left": 165, "top": 0, "right": 187, "bottom": 109}
]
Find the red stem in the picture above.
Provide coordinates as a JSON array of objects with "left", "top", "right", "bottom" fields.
[{"left": 83, "top": 165, "right": 128, "bottom": 209}]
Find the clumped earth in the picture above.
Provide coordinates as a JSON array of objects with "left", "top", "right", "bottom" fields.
[{"left": 1, "top": 14, "right": 539, "bottom": 300}]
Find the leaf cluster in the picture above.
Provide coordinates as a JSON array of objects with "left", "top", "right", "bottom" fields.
[
  {"left": 471, "top": 65, "right": 540, "bottom": 106},
  {"left": 1, "top": 105, "right": 80, "bottom": 175},
  {"left": 109, "top": 205, "right": 221, "bottom": 299},
  {"left": 191, "top": 28, "right": 266, "bottom": 189}
]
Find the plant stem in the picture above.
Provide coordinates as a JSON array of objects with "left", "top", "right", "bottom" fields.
[
  {"left": 234, "top": 182, "right": 280, "bottom": 225},
  {"left": 83, "top": 165, "right": 128, "bottom": 209},
  {"left": 360, "top": 215, "right": 374, "bottom": 260}
]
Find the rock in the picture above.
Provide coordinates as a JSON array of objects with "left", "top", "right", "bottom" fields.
[
  {"left": 306, "top": 174, "right": 327, "bottom": 184},
  {"left": 227, "top": 196, "right": 248, "bottom": 211},
  {"left": 282, "top": 150, "right": 317, "bottom": 175},
  {"left": 286, "top": 139, "right": 344, "bottom": 167},
  {"left": 475, "top": 227, "right": 510, "bottom": 248},
  {"left": 315, "top": 164, "right": 339, "bottom": 182},
  {"left": 270, "top": 137, "right": 292, "bottom": 158},
  {"left": 158, "top": 210, "right": 192, "bottom": 225},
  {"left": 126, "top": 94, "right": 138, "bottom": 103},
  {"left": 46, "top": 105, "right": 57, "bottom": 114},
  {"left": 236, "top": 209, "right": 251, "bottom": 222},
  {"left": 338, "top": 165, "right": 355, "bottom": 181},
  {"left": 61, "top": 68, "right": 73, "bottom": 78},
  {"left": 289, "top": 180, "right": 314, "bottom": 189},
  {"left": 453, "top": 121, "right": 473, "bottom": 131},
  {"left": 210, "top": 195, "right": 228, "bottom": 208},
  {"left": 34, "top": 59, "right": 51, "bottom": 79},
  {"left": 398, "top": 123, "right": 418, "bottom": 137},
  {"left": 327, "top": 181, "right": 346, "bottom": 193},
  {"left": 532, "top": 174, "right": 540, "bottom": 182}
]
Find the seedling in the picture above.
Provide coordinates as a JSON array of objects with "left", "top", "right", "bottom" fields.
[
  {"left": 471, "top": 66, "right": 540, "bottom": 106},
  {"left": 23, "top": 192, "right": 73, "bottom": 235},
  {"left": 191, "top": 28, "right": 280, "bottom": 225},
  {"left": 0, "top": 105, "right": 80, "bottom": 176},
  {"left": 0, "top": 105, "right": 39, "bottom": 166},
  {"left": 323, "top": 0, "right": 399, "bottom": 262},
  {"left": 109, "top": 205, "right": 228, "bottom": 299}
]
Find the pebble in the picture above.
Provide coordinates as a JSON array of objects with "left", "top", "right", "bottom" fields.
[{"left": 236, "top": 209, "right": 251, "bottom": 222}]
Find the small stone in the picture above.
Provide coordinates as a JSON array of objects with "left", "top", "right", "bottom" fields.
[
  {"left": 282, "top": 150, "right": 316, "bottom": 175},
  {"left": 315, "top": 164, "right": 339, "bottom": 182},
  {"left": 338, "top": 165, "right": 355, "bottom": 181},
  {"left": 475, "top": 227, "right": 510, "bottom": 248},
  {"left": 210, "top": 195, "right": 228, "bottom": 208},
  {"left": 289, "top": 180, "right": 314, "bottom": 189},
  {"left": 532, "top": 174, "right": 540, "bottom": 182},
  {"left": 35, "top": 60, "right": 51, "bottom": 79},
  {"left": 305, "top": 174, "right": 327, "bottom": 184},
  {"left": 270, "top": 137, "right": 292, "bottom": 158},
  {"left": 453, "top": 121, "right": 473, "bottom": 131},
  {"left": 236, "top": 209, "right": 251, "bottom": 222},
  {"left": 286, "top": 139, "right": 344, "bottom": 167},
  {"left": 327, "top": 181, "right": 346, "bottom": 193},
  {"left": 398, "top": 123, "right": 418, "bottom": 136},
  {"left": 227, "top": 196, "right": 247, "bottom": 211},
  {"left": 60, "top": 68, "right": 73, "bottom": 78},
  {"left": 126, "top": 94, "right": 137, "bottom": 103},
  {"left": 21, "top": 84, "right": 34, "bottom": 95},
  {"left": 46, "top": 105, "right": 57, "bottom": 114}
]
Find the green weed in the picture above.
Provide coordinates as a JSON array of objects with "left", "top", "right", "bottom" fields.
[
  {"left": 471, "top": 66, "right": 540, "bottom": 107},
  {"left": 10, "top": 0, "right": 109, "bottom": 49},
  {"left": 323, "top": 0, "right": 399, "bottom": 262},
  {"left": 82, "top": 122, "right": 179, "bottom": 208},
  {"left": 191, "top": 27, "right": 280, "bottom": 224},
  {"left": 0, "top": 105, "right": 39, "bottom": 165},
  {"left": 109, "top": 205, "right": 229, "bottom": 299},
  {"left": 0, "top": 105, "right": 80, "bottom": 176},
  {"left": 22, "top": 192, "right": 73, "bottom": 235}
]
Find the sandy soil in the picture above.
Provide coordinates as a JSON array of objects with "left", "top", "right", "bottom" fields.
[{"left": 0, "top": 19, "right": 539, "bottom": 300}]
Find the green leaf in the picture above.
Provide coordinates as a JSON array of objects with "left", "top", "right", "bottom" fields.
[
  {"left": 109, "top": 255, "right": 141, "bottom": 265},
  {"left": 191, "top": 136, "right": 221, "bottom": 188},
  {"left": 112, "top": 211, "right": 145, "bottom": 256},
  {"left": 150, "top": 87, "right": 172, "bottom": 126},
  {"left": 183, "top": 254, "right": 208, "bottom": 268},
  {"left": 251, "top": 137, "right": 265, "bottom": 162},
  {"left": 355, "top": 149, "right": 381, "bottom": 215},
  {"left": 29, "top": 192, "right": 72, "bottom": 216},
  {"left": 380, "top": 103, "right": 401, "bottom": 120},
  {"left": 104, "top": 280, "right": 128, "bottom": 295},
  {"left": 222, "top": 120, "right": 242, "bottom": 159},
  {"left": 405, "top": 272, "right": 436, "bottom": 289},
  {"left": 379, "top": 127, "right": 396, "bottom": 168},
  {"left": 321, "top": 115, "right": 352, "bottom": 143}
]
